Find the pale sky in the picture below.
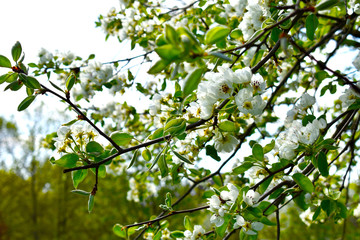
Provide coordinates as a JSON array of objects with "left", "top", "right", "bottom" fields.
[{"left": 0, "top": 0, "right": 124, "bottom": 117}]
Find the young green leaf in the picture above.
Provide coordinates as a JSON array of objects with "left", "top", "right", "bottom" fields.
[
  {"left": 66, "top": 73, "right": 76, "bottom": 91},
  {"left": 0, "top": 55, "right": 12, "bottom": 68},
  {"left": 54, "top": 153, "right": 79, "bottom": 168},
  {"left": 252, "top": 144, "right": 264, "bottom": 161},
  {"left": 306, "top": 14, "right": 318, "bottom": 41},
  {"left": 71, "top": 189, "right": 90, "bottom": 196},
  {"left": 86, "top": 141, "right": 104, "bottom": 154},
  {"left": 113, "top": 224, "right": 127, "bottom": 238},
  {"left": 205, "top": 26, "right": 230, "bottom": 45},
  {"left": 142, "top": 148, "right": 152, "bottom": 161},
  {"left": 232, "top": 162, "right": 253, "bottom": 175},
  {"left": 155, "top": 44, "right": 183, "bottom": 61},
  {"left": 164, "top": 118, "right": 186, "bottom": 136},
  {"left": 218, "top": 120, "right": 239, "bottom": 132},
  {"left": 263, "top": 140, "right": 275, "bottom": 154},
  {"left": 316, "top": 0, "right": 339, "bottom": 11},
  {"left": 165, "top": 24, "right": 179, "bottom": 45},
  {"left": 184, "top": 215, "right": 192, "bottom": 231},
  {"left": 182, "top": 68, "right": 205, "bottom": 98},
  {"left": 17, "top": 95, "right": 36, "bottom": 111},
  {"left": 88, "top": 194, "right": 95, "bottom": 213},
  {"left": 292, "top": 173, "right": 314, "bottom": 193},
  {"left": 317, "top": 152, "right": 329, "bottom": 177},
  {"left": 11, "top": 41, "right": 22, "bottom": 62},
  {"left": 158, "top": 154, "right": 169, "bottom": 178},
  {"left": 24, "top": 76, "right": 41, "bottom": 89},
  {"left": 171, "top": 148, "right": 193, "bottom": 164},
  {"left": 205, "top": 145, "right": 221, "bottom": 161},
  {"left": 208, "top": 52, "right": 233, "bottom": 61},
  {"left": 165, "top": 192, "right": 172, "bottom": 209},
  {"left": 128, "top": 149, "right": 140, "bottom": 169},
  {"left": 72, "top": 169, "right": 88, "bottom": 189},
  {"left": 110, "top": 132, "right": 133, "bottom": 146},
  {"left": 148, "top": 59, "right": 171, "bottom": 74}
]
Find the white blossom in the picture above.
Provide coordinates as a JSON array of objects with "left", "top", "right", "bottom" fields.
[
  {"left": 243, "top": 189, "right": 260, "bottom": 206},
  {"left": 233, "top": 215, "right": 264, "bottom": 235},
  {"left": 235, "top": 88, "right": 266, "bottom": 116},
  {"left": 213, "top": 130, "right": 239, "bottom": 153},
  {"left": 297, "top": 93, "right": 315, "bottom": 110}
]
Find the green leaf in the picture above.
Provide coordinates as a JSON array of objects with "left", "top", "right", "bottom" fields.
[
  {"left": 232, "top": 162, "right": 253, "bottom": 175},
  {"left": 165, "top": 192, "right": 172, "bottom": 208},
  {"left": 72, "top": 169, "right": 88, "bottom": 188},
  {"left": 252, "top": 144, "right": 264, "bottom": 161},
  {"left": 155, "top": 44, "right": 183, "bottom": 61},
  {"left": 182, "top": 68, "right": 205, "bottom": 98},
  {"left": 86, "top": 141, "right": 104, "bottom": 154},
  {"left": 142, "top": 148, "right": 152, "bottom": 161},
  {"left": 0, "top": 55, "right": 12, "bottom": 68},
  {"left": 19, "top": 73, "right": 41, "bottom": 89},
  {"left": 25, "top": 76, "right": 41, "bottom": 89},
  {"left": 208, "top": 52, "right": 233, "bottom": 61},
  {"left": 171, "top": 148, "right": 193, "bottom": 164},
  {"left": 149, "top": 128, "right": 164, "bottom": 140},
  {"left": 148, "top": 59, "right": 171, "bottom": 74},
  {"left": 128, "top": 149, "right": 140, "bottom": 169},
  {"left": 292, "top": 173, "right": 314, "bottom": 193},
  {"left": 113, "top": 224, "right": 126, "bottom": 238},
  {"left": 205, "top": 145, "right": 221, "bottom": 161},
  {"left": 250, "top": 50, "right": 265, "bottom": 67},
  {"left": 66, "top": 73, "right": 76, "bottom": 91},
  {"left": 321, "top": 199, "right": 336, "bottom": 216},
  {"left": 305, "top": 14, "right": 318, "bottom": 41},
  {"left": 54, "top": 153, "right": 79, "bottom": 168},
  {"left": 312, "top": 206, "right": 322, "bottom": 221},
  {"left": 158, "top": 154, "right": 169, "bottom": 178},
  {"left": 230, "top": 29, "right": 242, "bottom": 39},
  {"left": 264, "top": 140, "right": 275, "bottom": 154},
  {"left": 259, "top": 175, "right": 274, "bottom": 194},
  {"left": 110, "top": 132, "right": 133, "bottom": 146},
  {"left": 293, "top": 191, "right": 309, "bottom": 211},
  {"left": 98, "top": 165, "right": 106, "bottom": 178},
  {"left": 49, "top": 80, "right": 65, "bottom": 93},
  {"left": 165, "top": 24, "right": 179, "bottom": 45},
  {"left": 88, "top": 194, "right": 95, "bottom": 213},
  {"left": 164, "top": 118, "right": 186, "bottom": 136},
  {"left": 0, "top": 73, "right": 12, "bottom": 84},
  {"left": 170, "top": 231, "right": 185, "bottom": 238},
  {"left": 317, "top": 152, "right": 329, "bottom": 177},
  {"left": 316, "top": 0, "right": 340, "bottom": 11},
  {"left": 218, "top": 120, "right": 239, "bottom": 132},
  {"left": 205, "top": 25, "right": 230, "bottom": 45},
  {"left": 150, "top": 145, "right": 166, "bottom": 170},
  {"left": 184, "top": 215, "right": 192, "bottom": 231},
  {"left": 271, "top": 27, "right": 282, "bottom": 42},
  {"left": 17, "top": 95, "right": 36, "bottom": 111},
  {"left": 71, "top": 189, "right": 90, "bottom": 196},
  {"left": 337, "top": 202, "right": 347, "bottom": 218},
  {"left": 11, "top": 41, "right": 22, "bottom": 62}
]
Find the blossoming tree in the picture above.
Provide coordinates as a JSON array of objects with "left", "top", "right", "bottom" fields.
[{"left": 1, "top": 0, "right": 360, "bottom": 239}]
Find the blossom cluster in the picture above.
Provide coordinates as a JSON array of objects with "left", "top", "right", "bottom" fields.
[
  {"left": 277, "top": 118, "right": 326, "bottom": 160},
  {"left": 198, "top": 66, "right": 266, "bottom": 120},
  {"left": 54, "top": 123, "right": 98, "bottom": 154},
  {"left": 207, "top": 183, "right": 264, "bottom": 235},
  {"left": 76, "top": 61, "right": 125, "bottom": 99}
]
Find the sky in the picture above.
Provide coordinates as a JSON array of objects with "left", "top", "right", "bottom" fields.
[{"left": 0, "top": 0, "right": 123, "bottom": 117}]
